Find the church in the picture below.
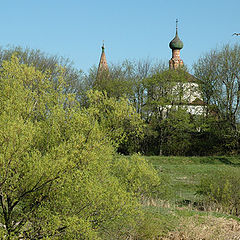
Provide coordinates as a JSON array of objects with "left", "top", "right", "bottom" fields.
[
  {"left": 97, "top": 21, "right": 205, "bottom": 115},
  {"left": 166, "top": 20, "right": 205, "bottom": 115}
]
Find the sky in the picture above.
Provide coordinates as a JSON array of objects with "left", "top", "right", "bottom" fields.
[{"left": 0, "top": 0, "right": 239, "bottom": 73}]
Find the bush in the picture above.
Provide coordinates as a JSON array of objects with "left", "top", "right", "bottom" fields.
[
  {"left": 0, "top": 57, "right": 143, "bottom": 239},
  {"left": 196, "top": 168, "right": 240, "bottom": 216},
  {"left": 129, "top": 207, "right": 177, "bottom": 239},
  {"left": 111, "top": 154, "right": 172, "bottom": 201}
]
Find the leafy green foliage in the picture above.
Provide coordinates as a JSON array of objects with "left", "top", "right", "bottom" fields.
[
  {"left": 2, "top": 42, "right": 240, "bottom": 239},
  {"left": 0, "top": 46, "right": 84, "bottom": 96},
  {"left": 129, "top": 206, "right": 177, "bottom": 239},
  {"left": 140, "top": 67, "right": 205, "bottom": 156},
  {"left": 0, "top": 56, "right": 144, "bottom": 239},
  {"left": 86, "top": 90, "right": 144, "bottom": 153},
  {"left": 0, "top": 56, "right": 172, "bottom": 239},
  {"left": 160, "top": 108, "right": 195, "bottom": 155},
  {"left": 111, "top": 154, "right": 171, "bottom": 200},
  {"left": 194, "top": 44, "right": 240, "bottom": 154},
  {"left": 197, "top": 169, "right": 240, "bottom": 216}
]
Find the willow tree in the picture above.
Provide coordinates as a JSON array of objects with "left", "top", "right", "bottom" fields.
[{"left": 0, "top": 56, "right": 146, "bottom": 239}]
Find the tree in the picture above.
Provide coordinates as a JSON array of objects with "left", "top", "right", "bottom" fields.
[
  {"left": 91, "top": 60, "right": 135, "bottom": 100},
  {"left": 193, "top": 44, "right": 240, "bottom": 129},
  {"left": 160, "top": 108, "right": 194, "bottom": 155},
  {"left": 0, "top": 45, "right": 84, "bottom": 96},
  {"left": 89, "top": 59, "right": 162, "bottom": 113},
  {"left": 86, "top": 90, "right": 144, "bottom": 154},
  {"left": 0, "top": 56, "right": 147, "bottom": 239},
  {"left": 85, "top": 59, "right": 159, "bottom": 153},
  {"left": 141, "top": 67, "right": 201, "bottom": 155},
  {"left": 193, "top": 44, "right": 240, "bottom": 154}
]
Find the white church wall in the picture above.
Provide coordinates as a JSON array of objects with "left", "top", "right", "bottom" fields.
[
  {"left": 172, "top": 82, "right": 202, "bottom": 103},
  {"left": 159, "top": 104, "right": 205, "bottom": 117}
]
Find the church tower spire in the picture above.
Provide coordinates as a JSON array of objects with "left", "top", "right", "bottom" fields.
[
  {"left": 169, "top": 19, "right": 184, "bottom": 69},
  {"left": 97, "top": 41, "right": 109, "bottom": 76}
]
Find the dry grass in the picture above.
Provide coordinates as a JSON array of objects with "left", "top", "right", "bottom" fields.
[{"left": 161, "top": 215, "right": 240, "bottom": 240}]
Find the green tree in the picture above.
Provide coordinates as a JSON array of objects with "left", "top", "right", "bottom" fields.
[
  {"left": 0, "top": 45, "right": 84, "bottom": 96},
  {"left": 86, "top": 89, "right": 144, "bottom": 154},
  {"left": 90, "top": 60, "right": 135, "bottom": 100},
  {"left": 89, "top": 59, "right": 161, "bottom": 112},
  {"left": 0, "top": 56, "right": 145, "bottom": 239},
  {"left": 141, "top": 67, "right": 201, "bottom": 155},
  {"left": 160, "top": 108, "right": 195, "bottom": 155},
  {"left": 193, "top": 44, "right": 240, "bottom": 129},
  {"left": 193, "top": 44, "right": 240, "bottom": 153},
  {"left": 86, "top": 59, "right": 159, "bottom": 153}
]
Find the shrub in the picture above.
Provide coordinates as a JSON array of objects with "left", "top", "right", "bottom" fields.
[
  {"left": 196, "top": 168, "right": 240, "bottom": 216},
  {"left": 111, "top": 154, "right": 172, "bottom": 201},
  {"left": 0, "top": 57, "right": 142, "bottom": 239},
  {"left": 129, "top": 207, "right": 177, "bottom": 239}
]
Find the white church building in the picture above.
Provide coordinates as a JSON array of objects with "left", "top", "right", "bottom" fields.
[
  {"left": 97, "top": 20, "right": 206, "bottom": 116},
  {"left": 164, "top": 20, "right": 206, "bottom": 116}
]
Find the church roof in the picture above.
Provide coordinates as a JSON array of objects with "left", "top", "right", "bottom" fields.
[
  {"left": 184, "top": 72, "right": 201, "bottom": 84},
  {"left": 169, "top": 20, "right": 183, "bottom": 50},
  {"left": 190, "top": 98, "right": 206, "bottom": 106},
  {"left": 169, "top": 29, "right": 183, "bottom": 50}
]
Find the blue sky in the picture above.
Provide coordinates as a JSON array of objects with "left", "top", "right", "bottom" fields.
[{"left": 0, "top": 0, "right": 239, "bottom": 73}]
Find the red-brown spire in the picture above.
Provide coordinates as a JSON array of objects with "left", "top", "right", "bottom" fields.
[{"left": 97, "top": 42, "right": 109, "bottom": 75}]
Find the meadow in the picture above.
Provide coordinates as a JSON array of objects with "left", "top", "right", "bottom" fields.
[{"left": 140, "top": 156, "right": 240, "bottom": 239}]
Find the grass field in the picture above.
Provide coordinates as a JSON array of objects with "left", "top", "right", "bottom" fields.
[
  {"left": 142, "top": 156, "right": 240, "bottom": 239},
  {"left": 147, "top": 156, "right": 240, "bottom": 202}
]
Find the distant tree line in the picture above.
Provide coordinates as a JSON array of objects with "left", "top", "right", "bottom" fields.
[
  {"left": 1, "top": 45, "right": 240, "bottom": 156},
  {"left": 85, "top": 43, "right": 240, "bottom": 156}
]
